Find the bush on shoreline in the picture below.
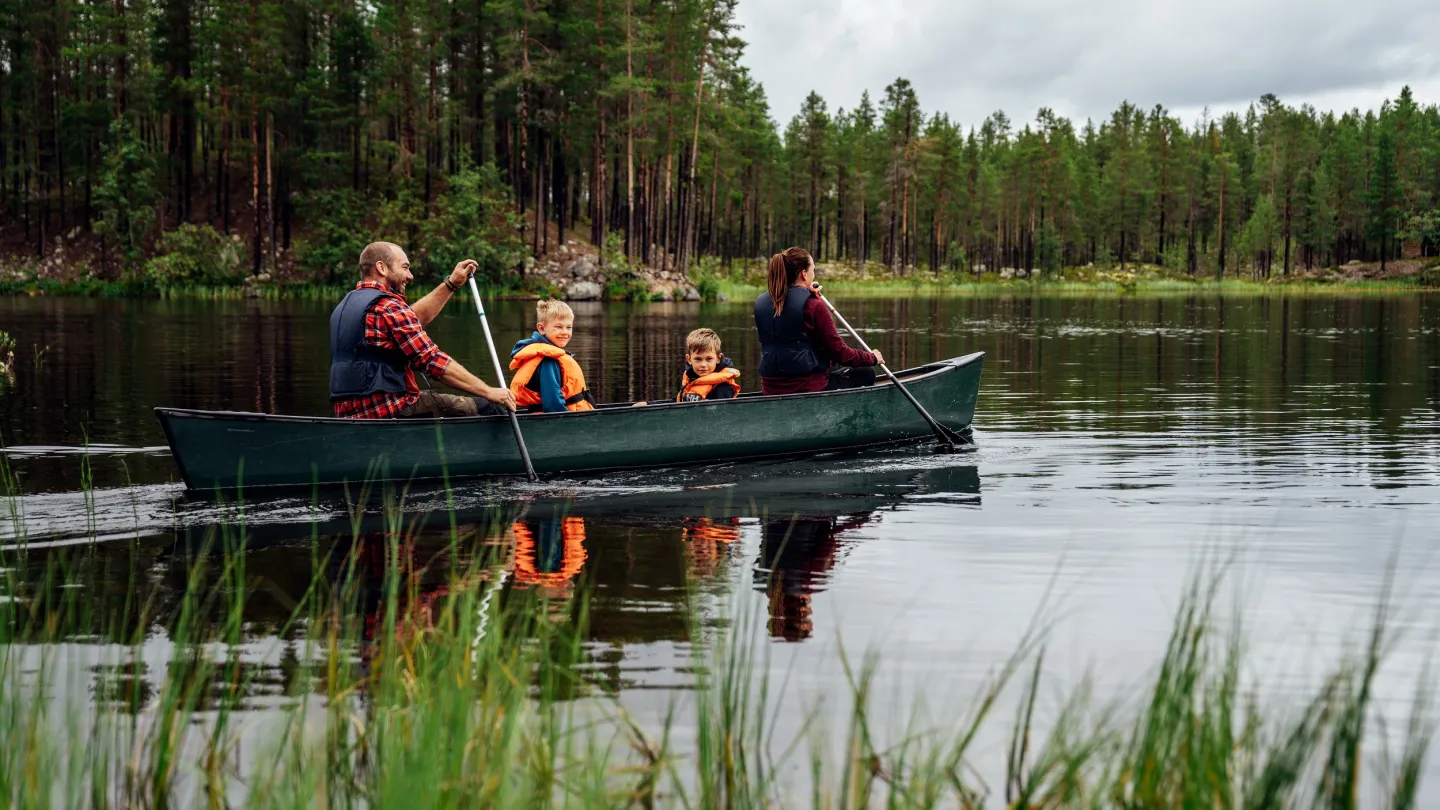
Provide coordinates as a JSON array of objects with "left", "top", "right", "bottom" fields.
[{"left": 143, "top": 224, "right": 248, "bottom": 287}]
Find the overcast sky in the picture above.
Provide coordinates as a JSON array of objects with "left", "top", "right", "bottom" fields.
[{"left": 733, "top": 0, "right": 1440, "bottom": 133}]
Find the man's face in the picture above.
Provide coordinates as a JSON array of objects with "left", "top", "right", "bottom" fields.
[
  {"left": 687, "top": 348, "right": 720, "bottom": 376},
  {"left": 377, "top": 249, "right": 414, "bottom": 296},
  {"left": 537, "top": 316, "right": 573, "bottom": 349}
]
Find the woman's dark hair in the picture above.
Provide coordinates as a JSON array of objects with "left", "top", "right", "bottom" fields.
[{"left": 767, "top": 247, "right": 812, "bottom": 316}]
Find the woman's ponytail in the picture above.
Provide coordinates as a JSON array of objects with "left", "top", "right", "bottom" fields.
[
  {"left": 766, "top": 253, "right": 788, "bottom": 316},
  {"left": 767, "top": 247, "right": 813, "bottom": 316}
]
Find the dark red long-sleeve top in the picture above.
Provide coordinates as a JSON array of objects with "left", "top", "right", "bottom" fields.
[{"left": 760, "top": 293, "right": 878, "bottom": 395}]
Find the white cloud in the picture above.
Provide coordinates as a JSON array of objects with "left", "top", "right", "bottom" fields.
[{"left": 733, "top": 0, "right": 1440, "bottom": 131}]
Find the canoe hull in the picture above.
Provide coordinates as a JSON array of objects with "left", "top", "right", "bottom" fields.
[{"left": 156, "top": 353, "right": 983, "bottom": 491}]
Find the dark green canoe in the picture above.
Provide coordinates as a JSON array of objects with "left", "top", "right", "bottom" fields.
[{"left": 155, "top": 352, "right": 983, "bottom": 492}]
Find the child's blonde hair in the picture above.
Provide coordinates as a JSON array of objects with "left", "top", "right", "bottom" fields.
[
  {"left": 685, "top": 328, "right": 722, "bottom": 356},
  {"left": 536, "top": 299, "right": 574, "bottom": 324}
]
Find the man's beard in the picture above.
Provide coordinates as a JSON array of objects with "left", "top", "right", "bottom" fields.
[{"left": 386, "top": 277, "right": 407, "bottom": 297}]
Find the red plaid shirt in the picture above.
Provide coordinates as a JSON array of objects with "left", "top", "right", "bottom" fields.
[{"left": 333, "top": 281, "right": 454, "bottom": 419}]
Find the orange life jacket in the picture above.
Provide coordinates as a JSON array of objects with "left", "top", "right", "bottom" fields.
[
  {"left": 509, "top": 342, "right": 595, "bottom": 412},
  {"left": 511, "top": 518, "right": 587, "bottom": 589},
  {"left": 676, "top": 366, "right": 740, "bottom": 402}
]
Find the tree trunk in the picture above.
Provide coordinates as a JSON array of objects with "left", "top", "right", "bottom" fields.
[
  {"left": 251, "top": 112, "right": 261, "bottom": 275},
  {"left": 624, "top": 0, "right": 634, "bottom": 259},
  {"left": 266, "top": 112, "right": 275, "bottom": 271},
  {"left": 678, "top": 1, "right": 714, "bottom": 277},
  {"left": 1217, "top": 169, "right": 1225, "bottom": 280}
]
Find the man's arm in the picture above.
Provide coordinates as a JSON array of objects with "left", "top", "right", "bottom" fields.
[
  {"left": 376, "top": 296, "right": 514, "bottom": 411},
  {"left": 435, "top": 361, "right": 517, "bottom": 410},
  {"left": 411, "top": 259, "right": 479, "bottom": 326}
]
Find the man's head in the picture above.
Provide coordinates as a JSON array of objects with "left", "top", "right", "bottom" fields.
[
  {"left": 357, "top": 242, "right": 412, "bottom": 296},
  {"left": 685, "top": 328, "right": 723, "bottom": 376},
  {"left": 536, "top": 299, "right": 575, "bottom": 349}
]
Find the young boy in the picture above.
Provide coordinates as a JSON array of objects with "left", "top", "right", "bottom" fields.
[
  {"left": 676, "top": 328, "right": 740, "bottom": 402},
  {"left": 509, "top": 300, "right": 596, "bottom": 413}
]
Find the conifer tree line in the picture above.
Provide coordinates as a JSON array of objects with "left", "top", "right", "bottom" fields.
[{"left": 1, "top": 0, "right": 1437, "bottom": 282}]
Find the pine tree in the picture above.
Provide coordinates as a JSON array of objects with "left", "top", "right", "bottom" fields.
[{"left": 1367, "top": 125, "right": 1400, "bottom": 271}]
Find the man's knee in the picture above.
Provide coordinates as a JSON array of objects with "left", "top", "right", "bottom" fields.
[
  {"left": 400, "top": 392, "right": 479, "bottom": 418},
  {"left": 435, "top": 393, "right": 479, "bottom": 416}
]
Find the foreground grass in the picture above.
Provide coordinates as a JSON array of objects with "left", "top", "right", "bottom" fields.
[{"left": 0, "top": 499, "right": 1432, "bottom": 809}]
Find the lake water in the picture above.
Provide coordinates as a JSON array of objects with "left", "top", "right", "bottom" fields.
[{"left": 2, "top": 292, "right": 1439, "bottom": 794}]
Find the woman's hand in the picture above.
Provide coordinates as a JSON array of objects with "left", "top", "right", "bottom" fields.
[
  {"left": 871, "top": 349, "right": 885, "bottom": 366},
  {"left": 809, "top": 281, "right": 823, "bottom": 294}
]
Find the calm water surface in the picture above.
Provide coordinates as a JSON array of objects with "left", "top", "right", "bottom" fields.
[{"left": 2, "top": 293, "right": 1439, "bottom": 789}]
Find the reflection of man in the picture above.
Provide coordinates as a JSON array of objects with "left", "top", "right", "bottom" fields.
[
  {"left": 351, "top": 531, "right": 453, "bottom": 649},
  {"left": 341, "top": 524, "right": 506, "bottom": 660},
  {"left": 330, "top": 241, "right": 516, "bottom": 418},
  {"left": 754, "top": 514, "right": 871, "bottom": 642}
]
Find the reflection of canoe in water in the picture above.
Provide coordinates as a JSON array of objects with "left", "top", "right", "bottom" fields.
[
  {"left": 166, "top": 460, "right": 980, "bottom": 552},
  {"left": 155, "top": 354, "right": 983, "bottom": 492}
]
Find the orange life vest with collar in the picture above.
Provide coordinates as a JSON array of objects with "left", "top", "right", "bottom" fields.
[
  {"left": 511, "top": 518, "right": 587, "bottom": 589},
  {"left": 509, "top": 343, "right": 595, "bottom": 412},
  {"left": 676, "top": 367, "right": 740, "bottom": 402}
]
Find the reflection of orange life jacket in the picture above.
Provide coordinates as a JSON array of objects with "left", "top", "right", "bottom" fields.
[
  {"left": 512, "top": 518, "right": 587, "bottom": 588},
  {"left": 682, "top": 517, "right": 742, "bottom": 544},
  {"left": 509, "top": 343, "right": 595, "bottom": 412},
  {"left": 676, "top": 367, "right": 740, "bottom": 402}
]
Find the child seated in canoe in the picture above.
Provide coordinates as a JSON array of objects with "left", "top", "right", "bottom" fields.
[
  {"left": 676, "top": 328, "right": 740, "bottom": 402},
  {"left": 509, "top": 300, "right": 596, "bottom": 413}
]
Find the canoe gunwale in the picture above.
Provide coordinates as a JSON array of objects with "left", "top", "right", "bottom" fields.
[
  {"left": 175, "top": 429, "right": 975, "bottom": 499},
  {"left": 153, "top": 352, "right": 983, "bottom": 427}
]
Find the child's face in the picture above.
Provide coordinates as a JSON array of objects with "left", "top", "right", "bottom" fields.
[
  {"left": 687, "top": 348, "right": 720, "bottom": 376},
  {"left": 538, "top": 316, "right": 573, "bottom": 349}
]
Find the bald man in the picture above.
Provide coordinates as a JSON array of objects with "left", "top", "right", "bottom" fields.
[{"left": 329, "top": 242, "right": 516, "bottom": 419}]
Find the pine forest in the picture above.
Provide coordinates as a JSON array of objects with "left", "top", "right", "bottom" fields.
[{"left": 2, "top": 0, "right": 1438, "bottom": 287}]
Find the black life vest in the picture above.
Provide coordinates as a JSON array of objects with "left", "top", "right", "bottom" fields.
[
  {"left": 328, "top": 288, "right": 410, "bottom": 401},
  {"left": 754, "top": 286, "right": 825, "bottom": 378}
]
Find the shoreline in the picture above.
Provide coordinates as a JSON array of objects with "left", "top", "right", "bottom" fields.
[{"left": 2, "top": 272, "right": 1437, "bottom": 302}]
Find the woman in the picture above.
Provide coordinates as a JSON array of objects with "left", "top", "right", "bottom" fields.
[{"left": 754, "top": 247, "right": 883, "bottom": 395}]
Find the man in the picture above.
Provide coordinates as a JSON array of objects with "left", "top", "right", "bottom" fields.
[{"left": 330, "top": 242, "right": 517, "bottom": 418}]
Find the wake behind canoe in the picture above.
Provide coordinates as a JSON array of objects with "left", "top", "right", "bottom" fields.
[{"left": 156, "top": 352, "right": 983, "bottom": 492}]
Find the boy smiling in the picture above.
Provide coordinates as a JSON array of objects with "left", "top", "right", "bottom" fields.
[
  {"left": 509, "top": 300, "right": 596, "bottom": 413},
  {"left": 676, "top": 328, "right": 740, "bottom": 402}
]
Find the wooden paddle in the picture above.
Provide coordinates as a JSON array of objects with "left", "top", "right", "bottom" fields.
[
  {"left": 817, "top": 291, "right": 965, "bottom": 453},
  {"left": 468, "top": 277, "right": 539, "bottom": 481}
]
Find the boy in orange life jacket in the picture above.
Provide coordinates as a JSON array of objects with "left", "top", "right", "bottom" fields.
[
  {"left": 509, "top": 300, "right": 596, "bottom": 413},
  {"left": 676, "top": 328, "right": 741, "bottom": 402}
]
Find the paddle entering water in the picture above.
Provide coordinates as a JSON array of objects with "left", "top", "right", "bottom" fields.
[
  {"left": 817, "top": 291, "right": 965, "bottom": 453},
  {"left": 468, "top": 277, "right": 539, "bottom": 481}
]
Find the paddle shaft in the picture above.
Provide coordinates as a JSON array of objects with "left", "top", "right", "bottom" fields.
[
  {"left": 818, "top": 292, "right": 960, "bottom": 452},
  {"left": 468, "top": 277, "right": 539, "bottom": 481}
]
